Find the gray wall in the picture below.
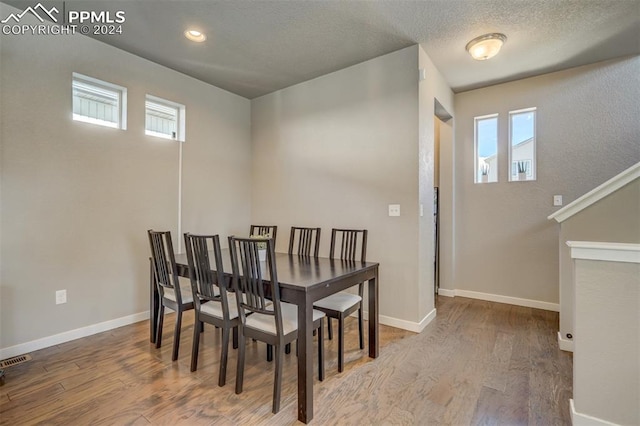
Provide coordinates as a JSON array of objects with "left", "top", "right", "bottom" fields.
[
  {"left": 573, "top": 258, "right": 640, "bottom": 425},
  {"left": 0, "top": 5, "right": 251, "bottom": 351},
  {"left": 559, "top": 178, "right": 640, "bottom": 345},
  {"left": 451, "top": 56, "right": 640, "bottom": 304},
  {"left": 251, "top": 46, "right": 427, "bottom": 326},
  {"left": 4, "top": 2, "right": 636, "bottom": 355},
  {"left": 417, "top": 46, "right": 454, "bottom": 321},
  {"left": 437, "top": 119, "right": 455, "bottom": 294}
]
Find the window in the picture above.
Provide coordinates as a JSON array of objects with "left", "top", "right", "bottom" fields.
[
  {"left": 509, "top": 108, "right": 536, "bottom": 181},
  {"left": 474, "top": 114, "right": 498, "bottom": 183},
  {"left": 145, "top": 95, "right": 185, "bottom": 141},
  {"left": 511, "top": 159, "right": 533, "bottom": 178},
  {"left": 72, "top": 73, "right": 126, "bottom": 129}
]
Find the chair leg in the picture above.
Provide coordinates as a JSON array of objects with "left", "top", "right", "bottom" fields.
[
  {"left": 200, "top": 321, "right": 205, "bottom": 333},
  {"left": 267, "top": 344, "right": 273, "bottom": 362},
  {"left": 327, "top": 317, "right": 333, "bottom": 340},
  {"left": 219, "top": 326, "right": 230, "bottom": 387},
  {"left": 272, "top": 345, "right": 284, "bottom": 414},
  {"left": 318, "top": 319, "right": 324, "bottom": 381},
  {"left": 358, "top": 306, "right": 364, "bottom": 350},
  {"left": 232, "top": 326, "right": 239, "bottom": 349},
  {"left": 155, "top": 305, "right": 165, "bottom": 349},
  {"left": 172, "top": 310, "right": 182, "bottom": 361},
  {"left": 190, "top": 315, "right": 200, "bottom": 372},
  {"left": 235, "top": 332, "right": 246, "bottom": 394},
  {"left": 338, "top": 316, "right": 345, "bottom": 373}
]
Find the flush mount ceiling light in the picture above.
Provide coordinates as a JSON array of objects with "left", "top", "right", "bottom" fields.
[
  {"left": 465, "top": 33, "right": 506, "bottom": 60},
  {"left": 184, "top": 29, "right": 206, "bottom": 42}
]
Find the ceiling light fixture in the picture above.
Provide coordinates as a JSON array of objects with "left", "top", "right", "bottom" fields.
[
  {"left": 465, "top": 33, "right": 506, "bottom": 61},
  {"left": 184, "top": 29, "right": 206, "bottom": 42}
]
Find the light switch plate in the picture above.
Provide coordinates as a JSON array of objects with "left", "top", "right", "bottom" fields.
[
  {"left": 553, "top": 195, "right": 563, "bottom": 206},
  {"left": 56, "top": 289, "right": 67, "bottom": 305},
  {"left": 388, "top": 204, "right": 401, "bottom": 217}
]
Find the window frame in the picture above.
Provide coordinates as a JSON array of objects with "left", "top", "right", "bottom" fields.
[
  {"left": 72, "top": 72, "right": 127, "bottom": 130},
  {"left": 145, "top": 95, "right": 186, "bottom": 142},
  {"left": 474, "top": 113, "right": 499, "bottom": 184},
  {"left": 508, "top": 107, "right": 537, "bottom": 182}
]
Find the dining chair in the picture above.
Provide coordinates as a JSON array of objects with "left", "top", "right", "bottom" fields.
[
  {"left": 228, "top": 235, "right": 325, "bottom": 414},
  {"left": 288, "top": 227, "right": 321, "bottom": 257},
  {"left": 250, "top": 224, "right": 277, "bottom": 242},
  {"left": 184, "top": 233, "right": 239, "bottom": 386},
  {"left": 250, "top": 224, "right": 278, "bottom": 360},
  {"left": 148, "top": 230, "right": 194, "bottom": 361},
  {"left": 313, "top": 228, "right": 368, "bottom": 372},
  {"left": 280, "top": 226, "right": 321, "bottom": 356}
]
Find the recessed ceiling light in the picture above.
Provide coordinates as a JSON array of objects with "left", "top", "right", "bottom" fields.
[
  {"left": 466, "top": 33, "right": 506, "bottom": 60},
  {"left": 184, "top": 29, "right": 206, "bottom": 42}
]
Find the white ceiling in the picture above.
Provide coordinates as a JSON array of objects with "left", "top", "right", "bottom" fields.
[{"left": 4, "top": 0, "right": 640, "bottom": 99}]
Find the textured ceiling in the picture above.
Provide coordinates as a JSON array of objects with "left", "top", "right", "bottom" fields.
[{"left": 3, "top": 0, "right": 639, "bottom": 99}]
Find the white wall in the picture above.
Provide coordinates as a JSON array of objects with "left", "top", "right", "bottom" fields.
[
  {"left": 251, "top": 46, "right": 427, "bottom": 328},
  {"left": 450, "top": 56, "right": 640, "bottom": 307},
  {"left": 0, "top": 4, "right": 251, "bottom": 355}
]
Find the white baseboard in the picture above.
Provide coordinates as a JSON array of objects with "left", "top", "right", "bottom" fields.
[
  {"left": 558, "top": 332, "right": 574, "bottom": 352},
  {"left": 437, "top": 288, "right": 559, "bottom": 312},
  {"left": 417, "top": 308, "right": 437, "bottom": 332},
  {"left": 3, "top": 306, "right": 435, "bottom": 359},
  {"left": 380, "top": 308, "right": 436, "bottom": 333},
  {"left": 570, "top": 399, "right": 620, "bottom": 426},
  {"left": 0, "top": 311, "right": 149, "bottom": 360},
  {"left": 2, "top": 289, "right": 556, "bottom": 359},
  {"left": 437, "top": 288, "right": 456, "bottom": 297},
  {"left": 357, "top": 308, "right": 437, "bottom": 333}
]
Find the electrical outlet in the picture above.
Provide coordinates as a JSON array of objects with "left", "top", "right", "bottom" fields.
[
  {"left": 388, "top": 204, "right": 400, "bottom": 217},
  {"left": 56, "top": 289, "right": 67, "bottom": 305},
  {"left": 553, "top": 195, "right": 563, "bottom": 206}
]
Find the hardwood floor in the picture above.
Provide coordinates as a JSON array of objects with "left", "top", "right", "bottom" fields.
[{"left": 0, "top": 296, "right": 572, "bottom": 425}]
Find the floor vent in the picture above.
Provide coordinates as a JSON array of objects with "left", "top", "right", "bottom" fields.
[{"left": 0, "top": 354, "right": 32, "bottom": 368}]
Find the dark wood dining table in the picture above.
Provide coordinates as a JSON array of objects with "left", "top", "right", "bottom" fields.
[{"left": 149, "top": 250, "right": 379, "bottom": 424}]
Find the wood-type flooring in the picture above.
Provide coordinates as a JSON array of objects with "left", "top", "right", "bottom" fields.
[{"left": 0, "top": 296, "right": 573, "bottom": 425}]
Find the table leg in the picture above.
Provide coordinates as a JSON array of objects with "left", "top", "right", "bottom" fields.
[
  {"left": 150, "top": 259, "right": 159, "bottom": 343},
  {"left": 368, "top": 266, "right": 379, "bottom": 358},
  {"left": 297, "top": 296, "right": 314, "bottom": 423}
]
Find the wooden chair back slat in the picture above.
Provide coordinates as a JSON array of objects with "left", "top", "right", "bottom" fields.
[
  {"left": 184, "top": 234, "right": 227, "bottom": 306},
  {"left": 288, "top": 227, "right": 321, "bottom": 257},
  {"left": 329, "top": 228, "right": 367, "bottom": 262},
  {"left": 148, "top": 230, "right": 179, "bottom": 293},
  {"left": 250, "top": 225, "right": 277, "bottom": 242},
  {"left": 229, "top": 237, "right": 281, "bottom": 333}
]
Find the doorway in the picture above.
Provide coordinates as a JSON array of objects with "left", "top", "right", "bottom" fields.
[{"left": 434, "top": 99, "right": 453, "bottom": 298}]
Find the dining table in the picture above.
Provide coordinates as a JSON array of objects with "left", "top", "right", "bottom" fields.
[{"left": 149, "top": 250, "right": 379, "bottom": 424}]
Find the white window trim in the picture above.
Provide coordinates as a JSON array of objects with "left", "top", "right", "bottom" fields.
[
  {"left": 145, "top": 94, "right": 186, "bottom": 142},
  {"left": 72, "top": 72, "right": 127, "bottom": 130},
  {"left": 474, "top": 113, "right": 498, "bottom": 184},
  {"left": 508, "top": 107, "right": 537, "bottom": 182}
]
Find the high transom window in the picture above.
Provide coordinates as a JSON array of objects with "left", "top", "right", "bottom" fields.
[
  {"left": 145, "top": 95, "right": 185, "bottom": 141},
  {"left": 72, "top": 73, "right": 126, "bottom": 129}
]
